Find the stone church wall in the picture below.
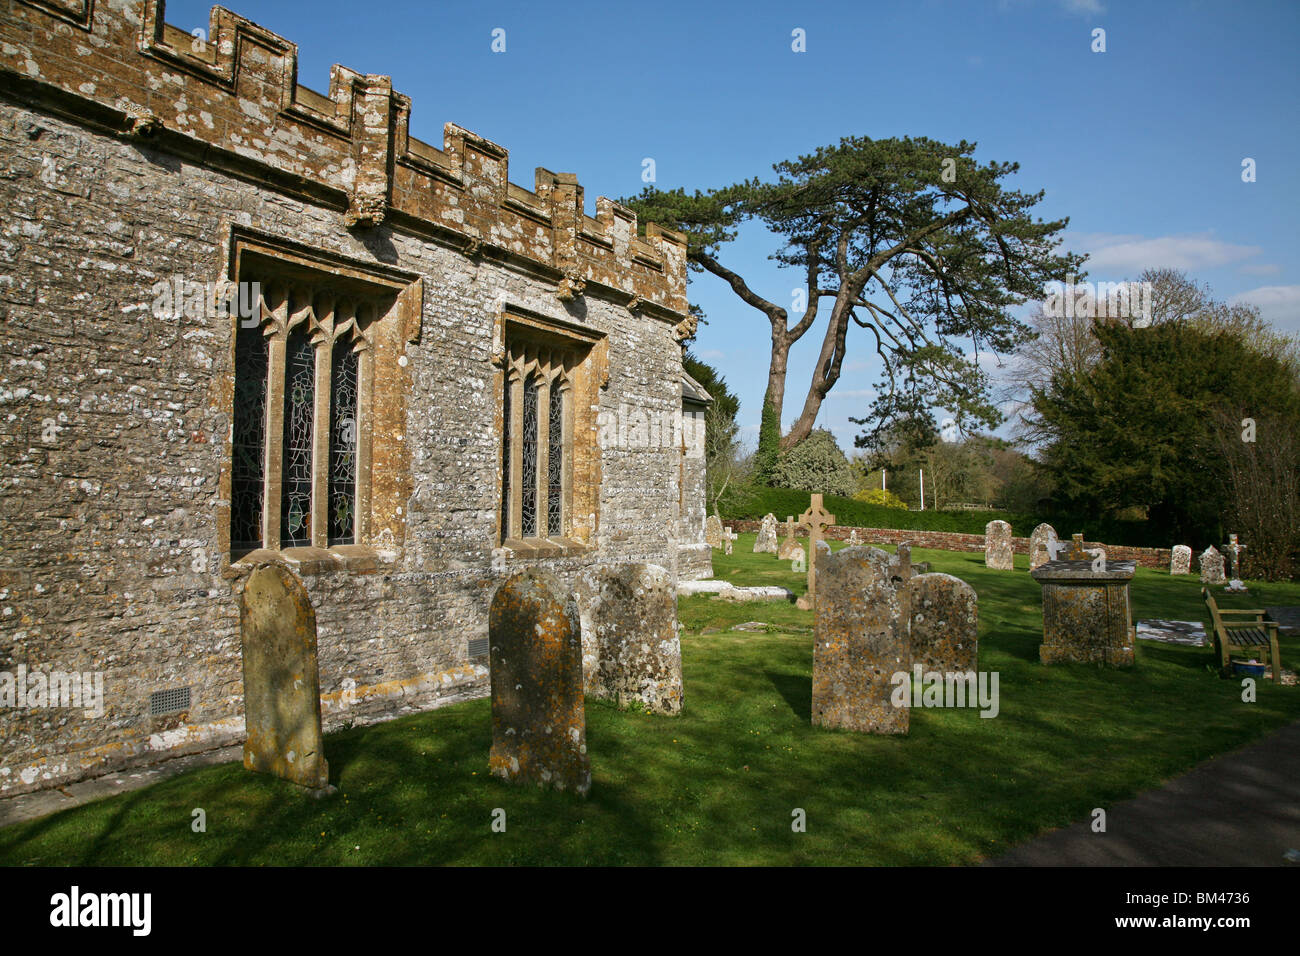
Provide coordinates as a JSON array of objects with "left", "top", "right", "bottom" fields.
[{"left": 0, "top": 0, "right": 698, "bottom": 794}]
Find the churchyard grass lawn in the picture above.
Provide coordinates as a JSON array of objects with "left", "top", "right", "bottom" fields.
[{"left": 3, "top": 533, "right": 1298, "bottom": 866}]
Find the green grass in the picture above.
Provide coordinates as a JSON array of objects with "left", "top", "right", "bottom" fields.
[{"left": 2, "top": 533, "right": 1297, "bottom": 866}]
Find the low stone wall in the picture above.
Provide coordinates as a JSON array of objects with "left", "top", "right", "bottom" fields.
[{"left": 725, "top": 520, "right": 1172, "bottom": 570}]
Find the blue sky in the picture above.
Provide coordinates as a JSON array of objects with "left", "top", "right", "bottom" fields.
[{"left": 167, "top": 0, "right": 1300, "bottom": 450}]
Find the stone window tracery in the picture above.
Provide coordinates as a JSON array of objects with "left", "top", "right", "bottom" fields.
[{"left": 230, "top": 275, "right": 381, "bottom": 558}]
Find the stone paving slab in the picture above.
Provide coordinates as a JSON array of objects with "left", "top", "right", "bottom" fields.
[
  {"left": 1265, "top": 607, "right": 1300, "bottom": 635},
  {"left": 986, "top": 719, "right": 1300, "bottom": 866},
  {"left": 1136, "top": 619, "right": 1207, "bottom": 647}
]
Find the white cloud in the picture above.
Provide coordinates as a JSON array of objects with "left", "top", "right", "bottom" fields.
[
  {"left": 1228, "top": 285, "right": 1300, "bottom": 333},
  {"left": 1069, "top": 231, "right": 1262, "bottom": 275},
  {"left": 1061, "top": 0, "right": 1106, "bottom": 14},
  {"left": 1239, "top": 263, "right": 1281, "bottom": 276}
]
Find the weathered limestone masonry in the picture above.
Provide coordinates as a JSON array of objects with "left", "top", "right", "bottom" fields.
[{"left": 0, "top": 2, "right": 699, "bottom": 795}]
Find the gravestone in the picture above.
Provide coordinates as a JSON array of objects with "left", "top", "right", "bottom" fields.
[
  {"left": 1170, "top": 545, "right": 1192, "bottom": 575},
  {"left": 575, "top": 563, "right": 683, "bottom": 715},
  {"left": 816, "top": 539, "right": 831, "bottom": 555},
  {"left": 1064, "top": 533, "right": 1089, "bottom": 561},
  {"left": 812, "top": 546, "right": 909, "bottom": 734},
  {"left": 795, "top": 494, "right": 836, "bottom": 611},
  {"left": 1029, "top": 523, "right": 1057, "bottom": 570},
  {"left": 239, "top": 563, "right": 330, "bottom": 791},
  {"left": 984, "top": 519, "right": 1014, "bottom": 570},
  {"left": 722, "top": 526, "right": 737, "bottom": 555},
  {"left": 788, "top": 544, "right": 806, "bottom": 570},
  {"left": 489, "top": 569, "right": 590, "bottom": 795},
  {"left": 704, "top": 514, "right": 723, "bottom": 550},
  {"left": 1199, "top": 546, "right": 1226, "bottom": 586},
  {"left": 753, "top": 513, "right": 779, "bottom": 554},
  {"left": 848, "top": 529, "right": 861, "bottom": 547},
  {"left": 1223, "top": 534, "right": 1247, "bottom": 591},
  {"left": 909, "top": 573, "right": 979, "bottom": 673},
  {"left": 778, "top": 516, "right": 802, "bottom": 560}
]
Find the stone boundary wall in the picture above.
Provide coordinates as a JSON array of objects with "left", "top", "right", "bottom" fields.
[{"left": 726, "top": 521, "right": 1172, "bottom": 570}]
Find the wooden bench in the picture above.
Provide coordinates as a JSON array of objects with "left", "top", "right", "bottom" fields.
[{"left": 1203, "top": 588, "right": 1282, "bottom": 681}]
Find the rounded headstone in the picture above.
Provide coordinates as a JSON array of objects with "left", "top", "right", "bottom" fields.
[{"left": 489, "top": 569, "right": 590, "bottom": 795}]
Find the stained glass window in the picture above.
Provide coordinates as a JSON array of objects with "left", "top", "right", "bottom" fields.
[
  {"left": 328, "top": 340, "right": 358, "bottom": 545},
  {"left": 500, "top": 375, "right": 511, "bottom": 541},
  {"left": 548, "top": 385, "right": 563, "bottom": 536},
  {"left": 280, "top": 325, "right": 315, "bottom": 548},
  {"left": 231, "top": 319, "right": 267, "bottom": 553},
  {"left": 521, "top": 376, "right": 538, "bottom": 537}
]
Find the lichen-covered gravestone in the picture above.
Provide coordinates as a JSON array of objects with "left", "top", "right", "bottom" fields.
[
  {"left": 1199, "top": 546, "right": 1226, "bottom": 585},
  {"left": 984, "top": 519, "right": 1014, "bottom": 570},
  {"left": 1029, "top": 523, "right": 1057, "bottom": 570},
  {"left": 909, "top": 573, "right": 979, "bottom": 673},
  {"left": 239, "top": 563, "right": 330, "bottom": 791},
  {"left": 1170, "top": 545, "right": 1192, "bottom": 575},
  {"left": 754, "top": 512, "right": 780, "bottom": 554},
  {"left": 575, "top": 563, "right": 683, "bottom": 715},
  {"left": 489, "top": 569, "right": 590, "bottom": 796},
  {"left": 1064, "top": 533, "right": 1089, "bottom": 561},
  {"left": 812, "top": 546, "right": 909, "bottom": 734},
  {"left": 705, "top": 514, "right": 723, "bottom": 550}
]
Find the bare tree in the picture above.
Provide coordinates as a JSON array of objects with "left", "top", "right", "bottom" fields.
[{"left": 1211, "top": 410, "right": 1300, "bottom": 581}]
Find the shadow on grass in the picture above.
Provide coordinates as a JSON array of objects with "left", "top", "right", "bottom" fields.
[{"left": 766, "top": 670, "right": 812, "bottom": 718}]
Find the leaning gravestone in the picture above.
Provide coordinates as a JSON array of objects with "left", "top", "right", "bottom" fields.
[
  {"left": 489, "top": 569, "right": 590, "bottom": 795},
  {"left": 984, "top": 519, "right": 1014, "bottom": 570},
  {"left": 239, "top": 563, "right": 330, "bottom": 791},
  {"left": 909, "top": 573, "right": 979, "bottom": 673},
  {"left": 1199, "top": 546, "right": 1226, "bottom": 586},
  {"left": 754, "top": 512, "right": 780, "bottom": 554},
  {"left": 704, "top": 514, "right": 723, "bottom": 550},
  {"left": 575, "top": 564, "right": 683, "bottom": 715},
  {"left": 1029, "top": 523, "right": 1056, "bottom": 570},
  {"left": 1170, "top": 545, "right": 1192, "bottom": 575},
  {"left": 812, "top": 546, "right": 909, "bottom": 734}
]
